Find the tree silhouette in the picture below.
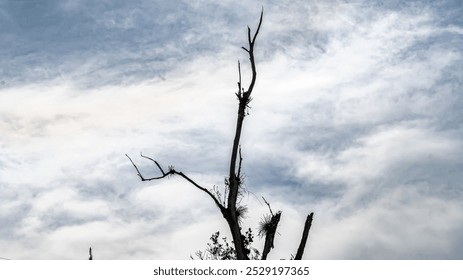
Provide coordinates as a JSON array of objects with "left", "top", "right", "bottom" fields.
[{"left": 127, "top": 9, "right": 313, "bottom": 260}]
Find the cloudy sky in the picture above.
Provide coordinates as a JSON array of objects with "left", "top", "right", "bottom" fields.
[{"left": 1, "top": 0, "right": 462, "bottom": 260}]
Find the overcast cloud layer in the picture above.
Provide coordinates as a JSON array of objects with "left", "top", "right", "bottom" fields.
[{"left": 1, "top": 0, "right": 462, "bottom": 259}]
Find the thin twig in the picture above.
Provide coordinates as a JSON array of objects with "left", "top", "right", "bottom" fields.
[
  {"left": 140, "top": 152, "right": 166, "bottom": 176},
  {"left": 237, "top": 60, "right": 242, "bottom": 99},
  {"left": 237, "top": 146, "right": 243, "bottom": 180},
  {"left": 252, "top": 8, "right": 264, "bottom": 45},
  {"left": 125, "top": 154, "right": 145, "bottom": 180},
  {"left": 262, "top": 196, "right": 274, "bottom": 216}
]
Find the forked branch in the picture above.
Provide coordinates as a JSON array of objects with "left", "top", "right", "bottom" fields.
[
  {"left": 126, "top": 153, "right": 225, "bottom": 211},
  {"left": 126, "top": 153, "right": 169, "bottom": 180}
]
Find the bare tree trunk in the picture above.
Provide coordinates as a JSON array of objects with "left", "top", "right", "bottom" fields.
[
  {"left": 294, "top": 212, "right": 314, "bottom": 260},
  {"left": 225, "top": 10, "right": 263, "bottom": 260}
]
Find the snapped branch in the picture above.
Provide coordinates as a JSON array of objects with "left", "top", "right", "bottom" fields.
[
  {"left": 261, "top": 211, "right": 282, "bottom": 260},
  {"left": 259, "top": 197, "right": 281, "bottom": 260},
  {"left": 294, "top": 212, "right": 314, "bottom": 260}
]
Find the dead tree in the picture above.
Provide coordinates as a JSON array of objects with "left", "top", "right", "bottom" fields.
[{"left": 127, "top": 10, "right": 314, "bottom": 260}]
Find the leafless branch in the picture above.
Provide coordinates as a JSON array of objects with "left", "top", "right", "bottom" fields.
[
  {"left": 125, "top": 154, "right": 171, "bottom": 180},
  {"left": 252, "top": 8, "right": 264, "bottom": 45},
  {"left": 242, "top": 8, "right": 263, "bottom": 98},
  {"left": 140, "top": 153, "right": 166, "bottom": 176},
  {"left": 262, "top": 196, "right": 274, "bottom": 216},
  {"left": 173, "top": 170, "right": 225, "bottom": 211},
  {"left": 126, "top": 153, "right": 225, "bottom": 212}
]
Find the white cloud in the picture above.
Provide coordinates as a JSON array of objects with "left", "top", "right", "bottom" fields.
[
  {"left": 308, "top": 186, "right": 463, "bottom": 259},
  {"left": 0, "top": 0, "right": 462, "bottom": 259},
  {"left": 296, "top": 123, "right": 460, "bottom": 184}
]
